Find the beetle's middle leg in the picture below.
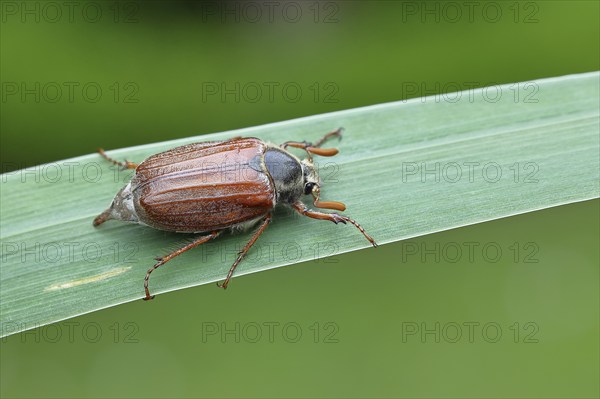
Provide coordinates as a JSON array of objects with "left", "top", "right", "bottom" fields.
[
  {"left": 97, "top": 148, "right": 138, "bottom": 170},
  {"left": 144, "top": 231, "right": 221, "bottom": 301},
  {"left": 217, "top": 213, "right": 272, "bottom": 290},
  {"left": 280, "top": 127, "right": 343, "bottom": 158}
]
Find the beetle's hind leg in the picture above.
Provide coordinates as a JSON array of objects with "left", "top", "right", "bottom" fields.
[
  {"left": 217, "top": 213, "right": 272, "bottom": 290},
  {"left": 280, "top": 127, "right": 344, "bottom": 158},
  {"left": 97, "top": 148, "right": 138, "bottom": 170},
  {"left": 143, "top": 231, "right": 221, "bottom": 301}
]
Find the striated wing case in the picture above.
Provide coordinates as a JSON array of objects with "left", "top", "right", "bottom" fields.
[{"left": 131, "top": 138, "right": 275, "bottom": 232}]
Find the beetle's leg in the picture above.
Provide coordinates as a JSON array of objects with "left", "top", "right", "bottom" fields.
[
  {"left": 143, "top": 231, "right": 221, "bottom": 301},
  {"left": 280, "top": 127, "right": 343, "bottom": 158},
  {"left": 280, "top": 140, "right": 310, "bottom": 150},
  {"left": 280, "top": 141, "right": 338, "bottom": 158},
  {"left": 281, "top": 127, "right": 343, "bottom": 150},
  {"left": 312, "top": 127, "right": 344, "bottom": 148},
  {"left": 217, "top": 213, "right": 272, "bottom": 290},
  {"left": 97, "top": 148, "right": 138, "bottom": 170},
  {"left": 282, "top": 142, "right": 338, "bottom": 158},
  {"left": 291, "top": 201, "right": 377, "bottom": 247}
]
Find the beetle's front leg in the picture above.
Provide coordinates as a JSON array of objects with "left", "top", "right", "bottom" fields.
[
  {"left": 97, "top": 148, "right": 138, "bottom": 170},
  {"left": 291, "top": 201, "right": 377, "bottom": 247},
  {"left": 217, "top": 213, "right": 272, "bottom": 290},
  {"left": 280, "top": 127, "right": 343, "bottom": 158},
  {"left": 312, "top": 127, "right": 344, "bottom": 148}
]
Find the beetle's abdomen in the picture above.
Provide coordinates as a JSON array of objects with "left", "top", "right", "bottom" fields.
[{"left": 131, "top": 139, "right": 274, "bottom": 233}]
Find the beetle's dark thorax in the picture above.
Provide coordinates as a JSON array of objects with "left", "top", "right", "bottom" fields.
[{"left": 264, "top": 148, "right": 303, "bottom": 204}]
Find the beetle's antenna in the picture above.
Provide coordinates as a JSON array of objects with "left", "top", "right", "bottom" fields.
[
  {"left": 312, "top": 186, "right": 346, "bottom": 211},
  {"left": 307, "top": 147, "right": 338, "bottom": 157}
]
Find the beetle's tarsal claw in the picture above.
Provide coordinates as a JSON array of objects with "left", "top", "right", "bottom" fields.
[
  {"left": 143, "top": 295, "right": 155, "bottom": 301},
  {"left": 330, "top": 214, "right": 347, "bottom": 224},
  {"left": 216, "top": 281, "right": 228, "bottom": 289}
]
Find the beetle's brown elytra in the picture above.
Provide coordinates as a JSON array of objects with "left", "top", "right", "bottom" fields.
[{"left": 93, "top": 128, "right": 377, "bottom": 300}]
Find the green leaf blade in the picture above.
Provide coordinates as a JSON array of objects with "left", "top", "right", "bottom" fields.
[{"left": 1, "top": 72, "right": 599, "bottom": 337}]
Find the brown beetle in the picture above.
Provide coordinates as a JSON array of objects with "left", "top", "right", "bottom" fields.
[{"left": 93, "top": 128, "right": 376, "bottom": 300}]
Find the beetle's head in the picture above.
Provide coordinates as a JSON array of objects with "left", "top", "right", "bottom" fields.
[
  {"left": 300, "top": 158, "right": 319, "bottom": 195},
  {"left": 301, "top": 158, "right": 346, "bottom": 211}
]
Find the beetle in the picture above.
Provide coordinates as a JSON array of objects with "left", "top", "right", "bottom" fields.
[{"left": 93, "top": 128, "right": 377, "bottom": 300}]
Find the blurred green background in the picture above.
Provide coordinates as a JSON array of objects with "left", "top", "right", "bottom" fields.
[{"left": 1, "top": 1, "right": 598, "bottom": 398}]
